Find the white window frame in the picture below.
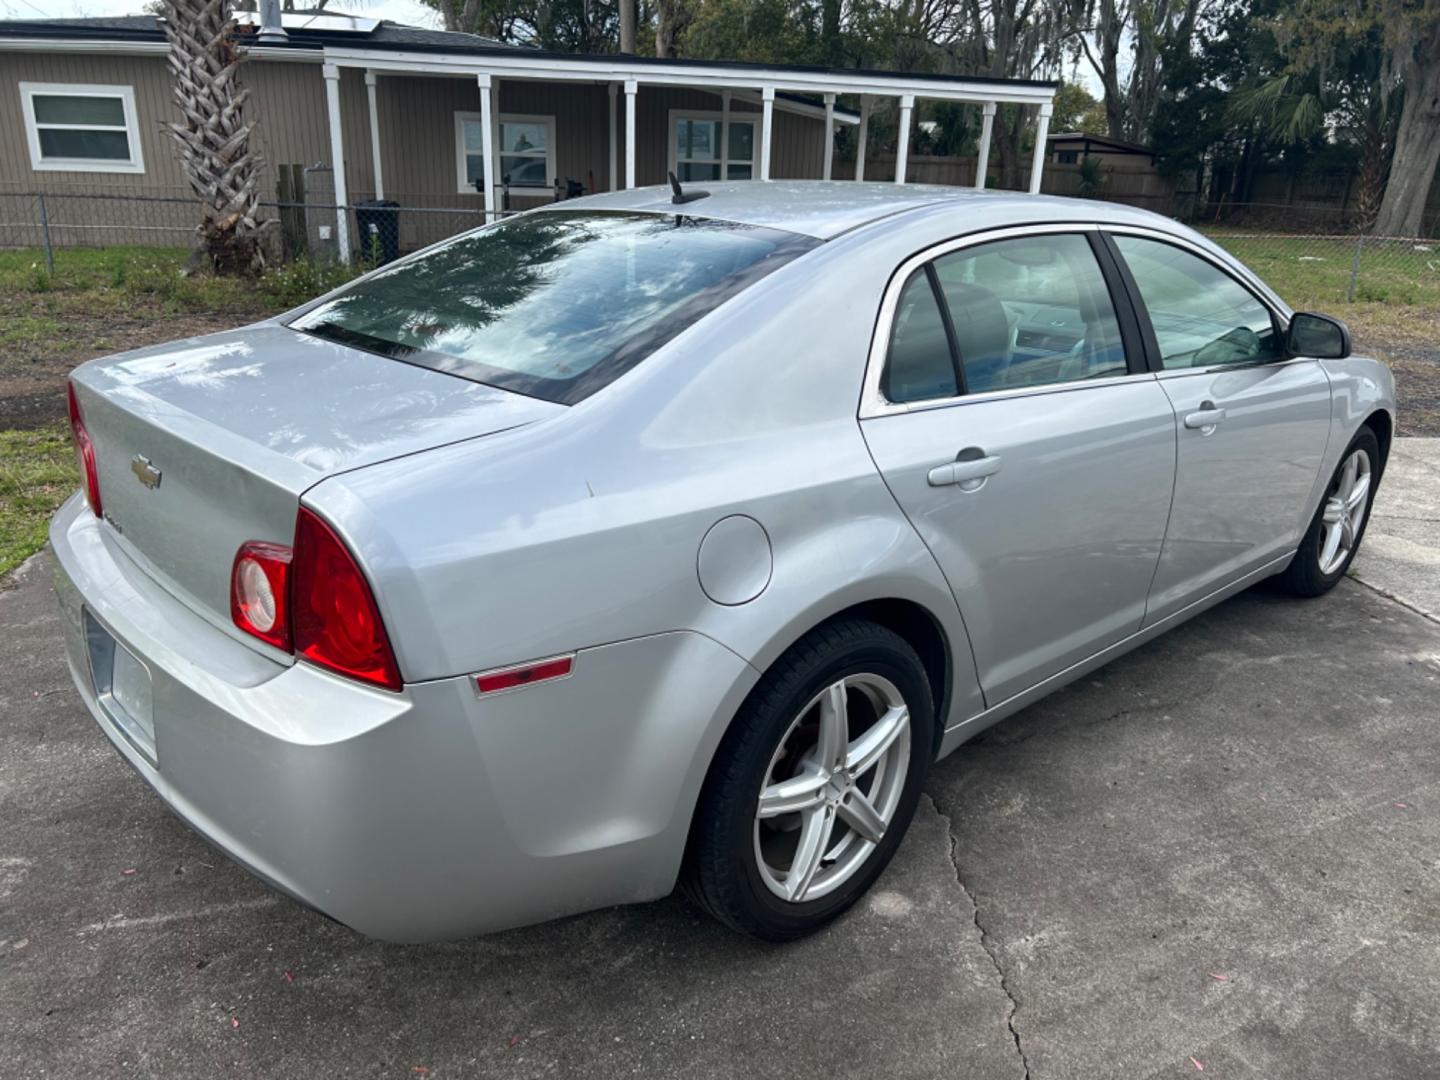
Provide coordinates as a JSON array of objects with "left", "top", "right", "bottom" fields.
[
  {"left": 454, "top": 111, "right": 556, "bottom": 195},
  {"left": 20, "top": 82, "right": 145, "bottom": 174},
  {"left": 667, "top": 109, "right": 758, "bottom": 182}
]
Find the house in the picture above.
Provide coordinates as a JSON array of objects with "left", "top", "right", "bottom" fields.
[
  {"left": 0, "top": 13, "right": 1057, "bottom": 258},
  {"left": 1046, "top": 132, "right": 1156, "bottom": 167}
]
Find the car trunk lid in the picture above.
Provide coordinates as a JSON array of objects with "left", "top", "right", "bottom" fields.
[{"left": 72, "top": 323, "right": 562, "bottom": 629}]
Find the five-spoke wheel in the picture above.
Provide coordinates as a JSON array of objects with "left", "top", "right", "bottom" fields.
[
  {"left": 1277, "top": 425, "right": 1381, "bottom": 597},
  {"left": 684, "top": 619, "right": 933, "bottom": 940},
  {"left": 1318, "top": 447, "right": 1372, "bottom": 576}
]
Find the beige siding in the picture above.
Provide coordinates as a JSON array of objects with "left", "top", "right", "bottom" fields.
[{"left": 0, "top": 52, "right": 186, "bottom": 193}]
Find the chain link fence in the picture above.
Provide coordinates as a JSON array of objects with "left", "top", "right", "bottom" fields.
[
  {"left": 0, "top": 189, "right": 500, "bottom": 275},
  {"left": 2, "top": 189, "right": 1438, "bottom": 311},
  {"left": 1185, "top": 201, "right": 1440, "bottom": 307}
]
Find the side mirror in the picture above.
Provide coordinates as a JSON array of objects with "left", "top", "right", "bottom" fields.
[{"left": 1286, "top": 312, "right": 1351, "bottom": 359}]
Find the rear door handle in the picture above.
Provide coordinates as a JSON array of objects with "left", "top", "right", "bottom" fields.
[
  {"left": 1184, "top": 405, "right": 1227, "bottom": 430},
  {"left": 928, "top": 454, "right": 1002, "bottom": 489}
]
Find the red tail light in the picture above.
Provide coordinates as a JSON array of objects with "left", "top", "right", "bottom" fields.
[
  {"left": 67, "top": 382, "right": 103, "bottom": 517},
  {"left": 290, "top": 506, "right": 402, "bottom": 692},
  {"left": 229, "top": 508, "right": 402, "bottom": 692},
  {"left": 230, "top": 542, "right": 292, "bottom": 651}
]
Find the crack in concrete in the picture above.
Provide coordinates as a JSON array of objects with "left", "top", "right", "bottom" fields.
[
  {"left": 927, "top": 792, "right": 1032, "bottom": 1080},
  {"left": 1346, "top": 572, "right": 1439, "bottom": 626}
]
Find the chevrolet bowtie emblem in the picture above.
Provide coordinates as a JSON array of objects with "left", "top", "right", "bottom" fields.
[{"left": 130, "top": 454, "right": 162, "bottom": 490}]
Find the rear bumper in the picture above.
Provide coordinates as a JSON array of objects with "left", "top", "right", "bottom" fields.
[{"left": 50, "top": 495, "right": 756, "bottom": 941}]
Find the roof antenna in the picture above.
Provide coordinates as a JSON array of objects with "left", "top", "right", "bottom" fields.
[{"left": 668, "top": 171, "right": 710, "bottom": 205}]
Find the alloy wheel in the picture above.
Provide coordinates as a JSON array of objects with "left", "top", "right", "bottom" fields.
[
  {"left": 1318, "top": 447, "right": 1372, "bottom": 576},
  {"left": 753, "top": 673, "right": 911, "bottom": 903}
]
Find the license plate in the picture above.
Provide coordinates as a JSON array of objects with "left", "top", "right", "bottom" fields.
[{"left": 84, "top": 611, "right": 157, "bottom": 766}]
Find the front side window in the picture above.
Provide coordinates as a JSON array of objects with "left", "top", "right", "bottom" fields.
[
  {"left": 456, "top": 113, "right": 554, "bottom": 192},
  {"left": 1112, "top": 234, "right": 1280, "bottom": 370},
  {"left": 673, "top": 113, "right": 757, "bottom": 181},
  {"left": 930, "top": 234, "right": 1129, "bottom": 394},
  {"left": 289, "top": 211, "right": 817, "bottom": 405},
  {"left": 20, "top": 83, "right": 144, "bottom": 173}
]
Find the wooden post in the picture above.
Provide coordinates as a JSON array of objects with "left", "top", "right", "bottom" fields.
[
  {"left": 760, "top": 86, "right": 774, "bottom": 181},
  {"left": 477, "top": 72, "right": 496, "bottom": 219},
  {"left": 365, "top": 70, "right": 384, "bottom": 200},
  {"left": 895, "top": 94, "right": 914, "bottom": 184},
  {"left": 822, "top": 93, "right": 835, "bottom": 181},
  {"left": 624, "top": 79, "right": 637, "bottom": 188},
  {"left": 322, "top": 62, "right": 350, "bottom": 261},
  {"left": 975, "top": 102, "right": 996, "bottom": 190},
  {"left": 608, "top": 82, "right": 618, "bottom": 191},
  {"left": 1029, "top": 102, "right": 1052, "bottom": 194},
  {"left": 855, "top": 95, "right": 870, "bottom": 181}
]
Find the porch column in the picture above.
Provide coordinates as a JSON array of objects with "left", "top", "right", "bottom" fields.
[
  {"left": 760, "top": 85, "right": 775, "bottom": 180},
  {"left": 894, "top": 93, "right": 914, "bottom": 184},
  {"left": 321, "top": 62, "right": 350, "bottom": 261},
  {"left": 1029, "top": 101, "right": 1052, "bottom": 194},
  {"left": 624, "top": 79, "right": 637, "bottom": 188},
  {"left": 975, "top": 101, "right": 996, "bottom": 189},
  {"left": 477, "top": 72, "right": 496, "bottom": 220},
  {"left": 822, "top": 93, "right": 835, "bottom": 180},
  {"left": 854, "top": 94, "right": 870, "bottom": 181},
  {"left": 608, "top": 82, "right": 618, "bottom": 191},
  {"left": 364, "top": 70, "right": 383, "bottom": 200},
  {"left": 720, "top": 90, "right": 731, "bottom": 178}
]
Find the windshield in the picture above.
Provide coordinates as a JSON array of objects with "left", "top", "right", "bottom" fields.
[{"left": 288, "top": 210, "right": 818, "bottom": 405}]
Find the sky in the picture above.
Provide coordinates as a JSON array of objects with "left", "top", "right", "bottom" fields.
[{"left": 0, "top": 0, "right": 442, "bottom": 24}]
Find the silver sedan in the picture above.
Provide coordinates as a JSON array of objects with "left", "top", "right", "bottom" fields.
[{"left": 52, "top": 182, "right": 1395, "bottom": 941}]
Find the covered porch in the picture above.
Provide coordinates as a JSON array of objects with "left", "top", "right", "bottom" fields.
[{"left": 317, "top": 45, "right": 1057, "bottom": 260}]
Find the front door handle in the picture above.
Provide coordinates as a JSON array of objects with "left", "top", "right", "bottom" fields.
[
  {"left": 1184, "top": 404, "right": 1227, "bottom": 430},
  {"left": 928, "top": 454, "right": 1002, "bottom": 490}
]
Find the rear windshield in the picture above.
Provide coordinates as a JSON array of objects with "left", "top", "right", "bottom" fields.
[{"left": 288, "top": 210, "right": 818, "bottom": 405}]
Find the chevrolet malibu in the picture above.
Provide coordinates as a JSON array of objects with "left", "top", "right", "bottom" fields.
[{"left": 52, "top": 182, "right": 1394, "bottom": 942}]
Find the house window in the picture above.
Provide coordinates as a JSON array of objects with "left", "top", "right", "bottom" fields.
[
  {"left": 455, "top": 112, "right": 555, "bottom": 194},
  {"left": 1056, "top": 150, "right": 1079, "bottom": 164},
  {"left": 20, "top": 82, "right": 144, "bottom": 174},
  {"left": 671, "top": 112, "right": 756, "bottom": 181}
]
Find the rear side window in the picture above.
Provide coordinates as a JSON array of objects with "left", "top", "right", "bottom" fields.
[
  {"left": 289, "top": 211, "right": 817, "bottom": 405},
  {"left": 884, "top": 270, "right": 958, "bottom": 404},
  {"left": 1112, "top": 234, "right": 1279, "bottom": 370},
  {"left": 931, "top": 234, "right": 1128, "bottom": 393}
]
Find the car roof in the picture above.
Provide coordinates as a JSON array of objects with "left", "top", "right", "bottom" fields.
[{"left": 549, "top": 181, "right": 1172, "bottom": 240}]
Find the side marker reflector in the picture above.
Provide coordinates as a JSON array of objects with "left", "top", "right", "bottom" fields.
[{"left": 474, "top": 654, "right": 574, "bottom": 695}]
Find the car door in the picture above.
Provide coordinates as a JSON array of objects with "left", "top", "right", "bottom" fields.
[
  {"left": 860, "top": 226, "right": 1177, "bottom": 707},
  {"left": 1104, "top": 230, "right": 1333, "bottom": 625}
]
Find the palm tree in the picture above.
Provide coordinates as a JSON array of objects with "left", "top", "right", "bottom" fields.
[{"left": 161, "top": 0, "right": 264, "bottom": 273}]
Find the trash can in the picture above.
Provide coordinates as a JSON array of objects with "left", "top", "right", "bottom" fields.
[{"left": 353, "top": 199, "right": 400, "bottom": 265}]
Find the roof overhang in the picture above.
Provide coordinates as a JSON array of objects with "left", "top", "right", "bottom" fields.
[{"left": 321, "top": 46, "right": 1056, "bottom": 107}]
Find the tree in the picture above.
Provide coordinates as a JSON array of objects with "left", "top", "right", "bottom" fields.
[
  {"left": 162, "top": 0, "right": 264, "bottom": 273},
  {"left": 655, "top": 0, "right": 691, "bottom": 57},
  {"left": 1051, "top": 80, "right": 1099, "bottom": 131},
  {"left": 1072, "top": 0, "right": 1207, "bottom": 143},
  {"left": 429, "top": 0, "right": 619, "bottom": 52}
]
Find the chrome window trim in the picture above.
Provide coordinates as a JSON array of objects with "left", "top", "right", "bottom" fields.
[{"left": 861, "top": 221, "right": 1144, "bottom": 420}]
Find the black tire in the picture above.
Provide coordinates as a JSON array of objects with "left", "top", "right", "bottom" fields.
[
  {"left": 1274, "top": 426, "right": 1381, "bottom": 597},
  {"left": 682, "top": 618, "right": 935, "bottom": 941}
]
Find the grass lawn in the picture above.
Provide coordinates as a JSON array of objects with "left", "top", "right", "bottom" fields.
[
  {"left": 0, "top": 424, "right": 76, "bottom": 579},
  {"left": 1202, "top": 230, "right": 1440, "bottom": 346}
]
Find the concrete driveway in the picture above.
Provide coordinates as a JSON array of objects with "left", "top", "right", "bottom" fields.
[{"left": 3, "top": 442, "right": 1438, "bottom": 1080}]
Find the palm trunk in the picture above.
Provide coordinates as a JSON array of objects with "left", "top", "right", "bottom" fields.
[
  {"left": 1372, "top": 48, "right": 1440, "bottom": 238},
  {"left": 163, "top": 0, "right": 264, "bottom": 274}
]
